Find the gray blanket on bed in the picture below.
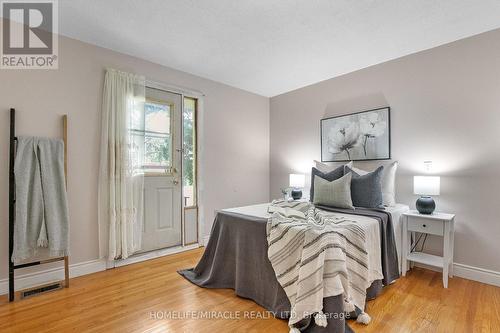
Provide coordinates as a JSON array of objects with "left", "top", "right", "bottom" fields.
[{"left": 179, "top": 207, "right": 399, "bottom": 333}]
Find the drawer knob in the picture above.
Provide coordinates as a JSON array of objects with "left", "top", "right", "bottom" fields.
[{"left": 423, "top": 224, "right": 427, "bottom": 227}]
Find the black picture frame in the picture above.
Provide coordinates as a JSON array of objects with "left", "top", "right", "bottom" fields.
[{"left": 320, "top": 106, "right": 391, "bottom": 162}]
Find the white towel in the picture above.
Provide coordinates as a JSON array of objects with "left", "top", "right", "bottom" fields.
[{"left": 12, "top": 136, "right": 69, "bottom": 262}]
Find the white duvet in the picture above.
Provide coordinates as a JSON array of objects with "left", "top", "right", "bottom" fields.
[{"left": 222, "top": 202, "right": 409, "bottom": 280}]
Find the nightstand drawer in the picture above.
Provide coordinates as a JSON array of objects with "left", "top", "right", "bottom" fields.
[{"left": 408, "top": 218, "right": 444, "bottom": 236}]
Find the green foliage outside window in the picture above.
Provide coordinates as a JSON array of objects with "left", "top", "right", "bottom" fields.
[
  {"left": 183, "top": 99, "right": 196, "bottom": 186},
  {"left": 139, "top": 98, "right": 196, "bottom": 194},
  {"left": 144, "top": 102, "right": 171, "bottom": 168}
]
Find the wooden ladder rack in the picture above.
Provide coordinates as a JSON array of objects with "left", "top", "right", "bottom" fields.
[{"left": 8, "top": 108, "right": 70, "bottom": 302}]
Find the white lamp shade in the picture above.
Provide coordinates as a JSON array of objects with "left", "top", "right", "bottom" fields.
[
  {"left": 289, "top": 174, "right": 305, "bottom": 188},
  {"left": 414, "top": 176, "right": 440, "bottom": 196}
]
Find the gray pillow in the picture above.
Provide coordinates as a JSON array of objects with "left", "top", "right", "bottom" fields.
[
  {"left": 313, "top": 173, "right": 354, "bottom": 209},
  {"left": 346, "top": 166, "right": 384, "bottom": 208},
  {"left": 310, "top": 165, "right": 344, "bottom": 202}
]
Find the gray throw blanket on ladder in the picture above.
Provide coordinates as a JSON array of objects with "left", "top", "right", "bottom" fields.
[{"left": 12, "top": 136, "right": 69, "bottom": 262}]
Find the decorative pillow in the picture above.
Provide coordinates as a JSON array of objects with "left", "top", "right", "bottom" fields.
[
  {"left": 350, "top": 161, "right": 398, "bottom": 206},
  {"left": 313, "top": 173, "right": 354, "bottom": 209},
  {"left": 346, "top": 166, "right": 384, "bottom": 208},
  {"left": 310, "top": 165, "right": 344, "bottom": 202},
  {"left": 314, "top": 160, "right": 353, "bottom": 174},
  {"left": 381, "top": 162, "right": 398, "bottom": 206}
]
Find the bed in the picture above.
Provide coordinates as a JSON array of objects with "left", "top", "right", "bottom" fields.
[
  {"left": 223, "top": 203, "right": 409, "bottom": 275},
  {"left": 179, "top": 202, "right": 409, "bottom": 333}
]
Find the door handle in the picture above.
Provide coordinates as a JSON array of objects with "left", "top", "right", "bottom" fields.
[{"left": 173, "top": 179, "right": 179, "bottom": 185}]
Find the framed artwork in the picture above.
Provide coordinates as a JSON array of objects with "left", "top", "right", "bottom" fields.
[{"left": 321, "top": 107, "right": 391, "bottom": 162}]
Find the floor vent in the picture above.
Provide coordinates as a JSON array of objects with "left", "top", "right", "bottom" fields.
[{"left": 20, "top": 282, "right": 63, "bottom": 299}]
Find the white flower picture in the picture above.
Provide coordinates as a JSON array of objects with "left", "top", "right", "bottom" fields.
[
  {"left": 326, "top": 120, "right": 361, "bottom": 160},
  {"left": 359, "top": 111, "right": 387, "bottom": 156},
  {"left": 321, "top": 107, "right": 390, "bottom": 161}
]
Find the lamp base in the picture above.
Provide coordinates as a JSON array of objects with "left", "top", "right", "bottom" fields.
[
  {"left": 291, "top": 189, "right": 302, "bottom": 200},
  {"left": 416, "top": 196, "right": 435, "bottom": 214}
]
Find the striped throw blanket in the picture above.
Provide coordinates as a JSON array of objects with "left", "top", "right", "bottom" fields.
[{"left": 267, "top": 200, "right": 370, "bottom": 331}]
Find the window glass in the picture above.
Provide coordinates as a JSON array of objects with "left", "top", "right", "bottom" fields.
[
  {"left": 183, "top": 98, "right": 196, "bottom": 206},
  {"left": 144, "top": 100, "right": 172, "bottom": 171}
]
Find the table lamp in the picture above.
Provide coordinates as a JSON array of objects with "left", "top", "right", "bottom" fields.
[
  {"left": 289, "top": 174, "right": 305, "bottom": 200},
  {"left": 413, "top": 176, "right": 440, "bottom": 214}
]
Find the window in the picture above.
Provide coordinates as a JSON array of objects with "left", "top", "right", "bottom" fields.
[
  {"left": 130, "top": 91, "right": 197, "bottom": 206},
  {"left": 183, "top": 97, "right": 197, "bottom": 207},
  {"left": 143, "top": 99, "right": 172, "bottom": 173}
]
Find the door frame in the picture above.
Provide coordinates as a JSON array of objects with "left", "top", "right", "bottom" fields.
[{"left": 107, "top": 79, "right": 205, "bottom": 269}]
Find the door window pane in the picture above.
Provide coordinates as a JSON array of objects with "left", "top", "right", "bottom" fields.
[
  {"left": 144, "top": 100, "right": 172, "bottom": 172},
  {"left": 183, "top": 97, "right": 196, "bottom": 206}
]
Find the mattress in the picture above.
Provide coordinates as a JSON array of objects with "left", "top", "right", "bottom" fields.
[
  {"left": 223, "top": 202, "right": 410, "bottom": 273},
  {"left": 384, "top": 204, "right": 411, "bottom": 273}
]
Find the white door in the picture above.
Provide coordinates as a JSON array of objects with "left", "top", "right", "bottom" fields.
[{"left": 140, "top": 88, "right": 183, "bottom": 252}]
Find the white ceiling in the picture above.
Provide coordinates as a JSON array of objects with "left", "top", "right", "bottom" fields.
[{"left": 58, "top": 0, "right": 500, "bottom": 97}]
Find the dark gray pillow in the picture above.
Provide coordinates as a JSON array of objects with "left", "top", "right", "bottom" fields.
[
  {"left": 310, "top": 165, "right": 344, "bottom": 202},
  {"left": 346, "top": 166, "right": 384, "bottom": 208}
]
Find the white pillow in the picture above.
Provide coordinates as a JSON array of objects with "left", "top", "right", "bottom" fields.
[
  {"left": 350, "top": 161, "right": 398, "bottom": 207},
  {"left": 314, "top": 160, "right": 353, "bottom": 174}
]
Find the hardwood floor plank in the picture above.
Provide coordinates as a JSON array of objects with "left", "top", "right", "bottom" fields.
[{"left": 1, "top": 248, "right": 499, "bottom": 332}]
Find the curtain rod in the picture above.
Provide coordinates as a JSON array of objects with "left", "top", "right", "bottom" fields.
[
  {"left": 145, "top": 79, "right": 205, "bottom": 98},
  {"left": 105, "top": 68, "right": 205, "bottom": 97}
]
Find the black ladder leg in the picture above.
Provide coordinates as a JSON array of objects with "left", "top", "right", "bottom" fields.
[{"left": 9, "top": 108, "right": 16, "bottom": 302}]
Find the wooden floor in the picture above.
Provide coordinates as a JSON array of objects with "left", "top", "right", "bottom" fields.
[{"left": 1, "top": 248, "right": 499, "bottom": 333}]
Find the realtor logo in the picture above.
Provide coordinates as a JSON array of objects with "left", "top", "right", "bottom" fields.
[{"left": 1, "top": 0, "right": 58, "bottom": 69}]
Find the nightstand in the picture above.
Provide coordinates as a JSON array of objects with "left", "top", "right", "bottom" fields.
[{"left": 402, "top": 210, "right": 455, "bottom": 288}]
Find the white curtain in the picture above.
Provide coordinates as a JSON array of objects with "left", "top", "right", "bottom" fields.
[{"left": 98, "top": 68, "right": 145, "bottom": 260}]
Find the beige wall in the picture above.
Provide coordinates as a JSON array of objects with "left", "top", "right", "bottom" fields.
[
  {"left": 0, "top": 33, "right": 270, "bottom": 280},
  {"left": 270, "top": 29, "right": 500, "bottom": 272},
  {"left": 3, "top": 21, "right": 499, "bottom": 283}
]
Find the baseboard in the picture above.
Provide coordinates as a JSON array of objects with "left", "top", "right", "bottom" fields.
[
  {"left": 0, "top": 243, "right": 204, "bottom": 295},
  {"left": 5, "top": 247, "right": 497, "bottom": 296},
  {"left": 0, "top": 259, "right": 107, "bottom": 295},
  {"left": 413, "top": 262, "right": 500, "bottom": 287},
  {"left": 453, "top": 263, "right": 500, "bottom": 287}
]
